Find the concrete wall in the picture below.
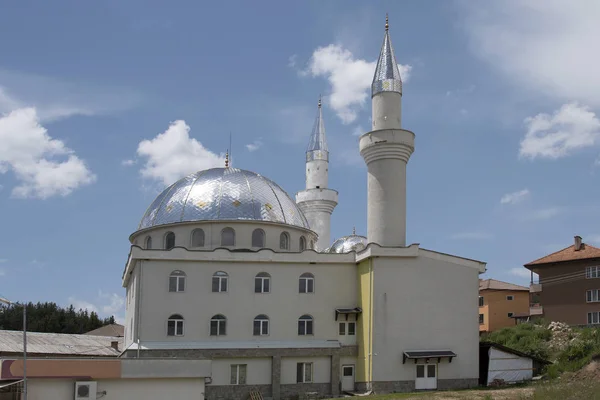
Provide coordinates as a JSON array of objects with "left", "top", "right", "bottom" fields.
[
  {"left": 371, "top": 253, "right": 480, "bottom": 382},
  {"left": 210, "top": 358, "right": 272, "bottom": 385},
  {"left": 280, "top": 356, "right": 330, "bottom": 384},
  {"left": 355, "top": 259, "right": 373, "bottom": 385},
  {"left": 479, "top": 290, "right": 529, "bottom": 332},
  {"left": 26, "top": 378, "right": 205, "bottom": 400},
  {"left": 138, "top": 259, "right": 357, "bottom": 342}
]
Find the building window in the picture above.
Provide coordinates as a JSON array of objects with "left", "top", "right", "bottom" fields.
[
  {"left": 588, "top": 311, "right": 600, "bottom": 325},
  {"left": 169, "top": 270, "right": 186, "bottom": 292},
  {"left": 479, "top": 314, "right": 484, "bottom": 324},
  {"left": 253, "top": 314, "right": 270, "bottom": 336},
  {"left": 167, "top": 314, "right": 184, "bottom": 336},
  {"left": 164, "top": 231, "right": 176, "bottom": 250},
  {"left": 478, "top": 296, "right": 484, "bottom": 307},
  {"left": 299, "top": 273, "right": 315, "bottom": 293},
  {"left": 300, "top": 236, "right": 306, "bottom": 251},
  {"left": 506, "top": 295, "right": 514, "bottom": 301},
  {"left": 309, "top": 240, "right": 314, "bottom": 249},
  {"left": 255, "top": 272, "right": 271, "bottom": 293},
  {"left": 212, "top": 271, "right": 228, "bottom": 292},
  {"left": 280, "top": 232, "right": 290, "bottom": 250},
  {"left": 252, "top": 229, "right": 266, "bottom": 248},
  {"left": 339, "top": 322, "right": 356, "bottom": 336},
  {"left": 587, "top": 266, "right": 600, "bottom": 279},
  {"left": 230, "top": 364, "right": 247, "bottom": 385},
  {"left": 296, "top": 362, "right": 313, "bottom": 383},
  {"left": 508, "top": 312, "right": 514, "bottom": 318},
  {"left": 145, "top": 236, "right": 152, "bottom": 249},
  {"left": 587, "top": 289, "right": 600, "bottom": 303},
  {"left": 221, "top": 227, "right": 235, "bottom": 246},
  {"left": 298, "top": 315, "right": 314, "bottom": 335},
  {"left": 191, "top": 229, "right": 205, "bottom": 247},
  {"left": 210, "top": 314, "right": 227, "bottom": 336}
]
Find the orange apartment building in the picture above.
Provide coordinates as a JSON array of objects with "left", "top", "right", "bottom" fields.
[
  {"left": 479, "top": 279, "right": 529, "bottom": 333},
  {"left": 524, "top": 236, "right": 600, "bottom": 326}
]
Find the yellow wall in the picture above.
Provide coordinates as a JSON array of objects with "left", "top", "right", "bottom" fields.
[
  {"left": 356, "top": 259, "right": 373, "bottom": 384},
  {"left": 479, "top": 290, "right": 529, "bottom": 333}
]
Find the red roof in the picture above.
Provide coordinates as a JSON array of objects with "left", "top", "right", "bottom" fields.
[
  {"left": 479, "top": 279, "right": 529, "bottom": 292},
  {"left": 525, "top": 243, "right": 600, "bottom": 267}
]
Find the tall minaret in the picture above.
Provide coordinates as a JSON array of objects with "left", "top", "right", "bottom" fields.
[
  {"left": 296, "top": 97, "right": 338, "bottom": 251},
  {"left": 359, "top": 15, "right": 414, "bottom": 247}
]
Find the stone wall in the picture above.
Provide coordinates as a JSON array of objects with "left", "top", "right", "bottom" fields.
[
  {"left": 205, "top": 384, "right": 272, "bottom": 400},
  {"left": 280, "top": 383, "right": 331, "bottom": 400}
]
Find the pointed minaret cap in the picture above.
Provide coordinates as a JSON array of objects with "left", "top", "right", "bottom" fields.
[
  {"left": 372, "top": 14, "right": 403, "bottom": 97},
  {"left": 306, "top": 95, "right": 329, "bottom": 162}
]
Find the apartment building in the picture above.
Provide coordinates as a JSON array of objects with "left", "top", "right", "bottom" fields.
[
  {"left": 478, "top": 279, "right": 529, "bottom": 333},
  {"left": 524, "top": 236, "right": 600, "bottom": 326}
]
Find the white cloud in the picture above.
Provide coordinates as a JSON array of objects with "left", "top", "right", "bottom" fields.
[
  {"left": 509, "top": 267, "right": 532, "bottom": 279},
  {"left": 450, "top": 232, "right": 492, "bottom": 240},
  {"left": 462, "top": 1, "right": 600, "bottom": 106},
  {"left": 246, "top": 139, "right": 263, "bottom": 152},
  {"left": 121, "top": 159, "right": 136, "bottom": 166},
  {"left": 500, "top": 189, "right": 530, "bottom": 205},
  {"left": 98, "top": 291, "right": 125, "bottom": 315},
  {"left": 68, "top": 291, "right": 125, "bottom": 323},
  {"left": 0, "top": 108, "right": 96, "bottom": 199},
  {"left": 136, "top": 120, "right": 225, "bottom": 185},
  {"left": 520, "top": 103, "right": 600, "bottom": 159},
  {"left": 304, "top": 44, "right": 411, "bottom": 124},
  {"left": 288, "top": 54, "right": 298, "bottom": 68},
  {"left": 68, "top": 297, "right": 99, "bottom": 314},
  {"left": 351, "top": 125, "right": 365, "bottom": 136}
]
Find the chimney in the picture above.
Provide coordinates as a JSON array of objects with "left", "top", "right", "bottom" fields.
[
  {"left": 574, "top": 236, "right": 583, "bottom": 251},
  {"left": 111, "top": 341, "right": 119, "bottom": 351}
]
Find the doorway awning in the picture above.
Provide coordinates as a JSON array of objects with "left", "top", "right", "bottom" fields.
[
  {"left": 0, "top": 380, "right": 24, "bottom": 392},
  {"left": 334, "top": 307, "right": 362, "bottom": 321},
  {"left": 402, "top": 350, "right": 457, "bottom": 364}
]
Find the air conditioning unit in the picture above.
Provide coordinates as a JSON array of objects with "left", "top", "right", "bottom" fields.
[{"left": 75, "top": 381, "right": 97, "bottom": 400}]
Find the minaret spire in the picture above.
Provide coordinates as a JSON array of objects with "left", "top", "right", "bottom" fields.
[
  {"left": 306, "top": 95, "right": 328, "bottom": 160},
  {"left": 372, "top": 14, "right": 403, "bottom": 98}
]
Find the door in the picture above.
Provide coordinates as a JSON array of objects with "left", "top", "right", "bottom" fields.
[
  {"left": 341, "top": 365, "right": 355, "bottom": 392},
  {"left": 415, "top": 364, "right": 437, "bottom": 390}
]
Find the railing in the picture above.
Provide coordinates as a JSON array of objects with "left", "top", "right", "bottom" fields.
[{"left": 530, "top": 283, "right": 542, "bottom": 293}]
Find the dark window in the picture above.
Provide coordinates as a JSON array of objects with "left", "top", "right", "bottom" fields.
[
  {"left": 255, "top": 272, "right": 270, "bottom": 293},
  {"left": 299, "top": 273, "right": 314, "bottom": 293},
  {"left": 298, "top": 315, "right": 313, "bottom": 335},
  {"left": 506, "top": 295, "right": 514, "bottom": 301},
  {"left": 221, "top": 228, "right": 235, "bottom": 246},
  {"left": 212, "top": 271, "right": 228, "bottom": 292},
  {"left": 191, "top": 229, "right": 205, "bottom": 247},
  {"left": 145, "top": 236, "right": 152, "bottom": 249},
  {"left": 478, "top": 296, "right": 484, "bottom": 307},
  {"left": 300, "top": 236, "right": 306, "bottom": 251},
  {"left": 165, "top": 232, "right": 175, "bottom": 250},
  {"left": 280, "top": 232, "right": 290, "bottom": 250},
  {"left": 252, "top": 229, "right": 266, "bottom": 248},
  {"left": 253, "top": 315, "right": 269, "bottom": 336},
  {"left": 416, "top": 365, "right": 425, "bottom": 378},
  {"left": 348, "top": 322, "right": 356, "bottom": 335},
  {"left": 508, "top": 312, "right": 514, "bottom": 318},
  {"left": 343, "top": 366, "right": 353, "bottom": 377},
  {"left": 169, "top": 271, "right": 186, "bottom": 292},
  {"left": 296, "top": 363, "right": 313, "bottom": 383},
  {"left": 339, "top": 322, "right": 346, "bottom": 335},
  {"left": 479, "top": 314, "right": 484, "bottom": 324},
  {"left": 167, "top": 314, "right": 184, "bottom": 336},
  {"left": 210, "top": 315, "right": 227, "bottom": 336}
]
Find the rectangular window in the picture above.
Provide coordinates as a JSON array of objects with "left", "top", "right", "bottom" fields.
[
  {"left": 587, "top": 266, "right": 600, "bottom": 279},
  {"left": 253, "top": 319, "right": 269, "bottom": 336},
  {"left": 255, "top": 277, "right": 270, "bottom": 293},
  {"left": 587, "top": 289, "right": 600, "bottom": 303},
  {"left": 212, "top": 276, "right": 228, "bottom": 292},
  {"left": 416, "top": 365, "right": 425, "bottom": 378},
  {"left": 296, "top": 363, "right": 313, "bottom": 383},
  {"left": 299, "top": 277, "right": 314, "bottom": 293},
  {"left": 479, "top": 314, "right": 484, "bottom": 324},
  {"left": 348, "top": 322, "right": 356, "bottom": 335},
  {"left": 210, "top": 320, "right": 226, "bottom": 336},
  {"left": 478, "top": 296, "right": 484, "bottom": 307},
  {"left": 169, "top": 276, "right": 185, "bottom": 292},
  {"left": 339, "top": 322, "right": 346, "bottom": 335},
  {"left": 230, "top": 364, "right": 247, "bottom": 385},
  {"left": 508, "top": 312, "right": 514, "bottom": 318},
  {"left": 298, "top": 319, "right": 314, "bottom": 335},
  {"left": 506, "top": 295, "right": 514, "bottom": 301},
  {"left": 167, "top": 320, "right": 184, "bottom": 336},
  {"left": 588, "top": 312, "right": 600, "bottom": 325}
]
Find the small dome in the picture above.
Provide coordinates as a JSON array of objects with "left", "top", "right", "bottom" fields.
[
  {"left": 328, "top": 234, "right": 368, "bottom": 253},
  {"left": 138, "top": 168, "right": 310, "bottom": 231}
]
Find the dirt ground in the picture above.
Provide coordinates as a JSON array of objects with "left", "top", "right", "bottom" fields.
[{"left": 382, "top": 386, "right": 534, "bottom": 399}]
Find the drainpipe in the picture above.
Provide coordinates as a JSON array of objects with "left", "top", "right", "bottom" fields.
[{"left": 367, "top": 257, "right": 373, "bottom": 391}]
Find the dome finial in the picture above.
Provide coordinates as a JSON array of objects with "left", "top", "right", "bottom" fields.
[
  {"left": 385, "top": 13, "right": 389, "bottom": 31},
  {"left": 353, "top": 226, "right": 356, "bottom": 235},
  {"left": 318, "top": 95, "right": 322, "bottom": 109},
  {"left": 225, "top": 151, "right": 229, "bottom": 168}
]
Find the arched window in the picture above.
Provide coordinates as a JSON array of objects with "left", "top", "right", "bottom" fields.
[
  {"left": 212, "top": 271, "right": 228, "bottom": 293},
  {"left": 210, "top": 314, "right": 227, "bottom": 336},
  {"left": 299, "top": 236, "right": 306, "bottom": 251},
  {"left": 252, "top": 229, "right": 266, "bottom": 248},
  {"left": 145, "top": 236, "right": 152, "bottom": 249},
  {"left": 298, "top": 315, "right": 314, "bottom": 335},
  {"left": 309, "top": 240, "right": 314, "bottom": 250},
  {"left": 255, "top": 272, "right": 271, "bottom": 293},
  {"left": 169, "top": 270, "right": 186, "bottom": 292},
  {"left": 253, "top": 314, "right": 270, "bottom": 336},
  {"left": 191, "top": 229, "right": 205, "bottom": 247},
  {"left": 167, "top": 314, "right": 184, "bottom": 336},
  {"left": 221, "top": 227, "right": 235, "bottom": 246},
  {"left": 165, "top": 232, "right": 176, "bottom": 250},
  {"left": 299, "top": 273, "right": 314, "bottom": 293},
  {"left": 280, "top": 232, "right": 290, "bottom": 250}
]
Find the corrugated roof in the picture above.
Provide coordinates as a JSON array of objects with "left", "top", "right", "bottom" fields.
[
  {"left": 0, "top": 330, "right": 121, "bottom": 356},
  {"left": 525, "top": 242, "right": 600, "bottom": 266},
  {"left": 479, "top": 279, "right": 529, "bottom": 292},
  {"left": 84, "top": 324, "right": 124, "bottom": 337}
]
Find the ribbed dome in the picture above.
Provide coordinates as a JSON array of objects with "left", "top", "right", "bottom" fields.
[
  {"left": 138, "top": 168, "right": 310, "bottom": 231},
  {"left": 327, "top": 234, "right": 368, "bottom": 253}
]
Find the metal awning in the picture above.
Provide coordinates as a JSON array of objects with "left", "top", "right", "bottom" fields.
[
  {"left": 402, "top": 350, "right": 457, "bottom": 364},
  {"left": 334, "top": 307, "right": 362, "bottom": 321},
  {"left": 0, "top": 380, "right": 23, "bottom": 392}
]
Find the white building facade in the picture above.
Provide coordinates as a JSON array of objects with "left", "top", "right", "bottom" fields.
[{"left": 122, "top": 16, "right": 486, "bottom": 400}]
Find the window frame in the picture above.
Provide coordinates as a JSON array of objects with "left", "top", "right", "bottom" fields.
[
  {"left": 252, "top": 229, "right": 266, "bottom": 248},
  {"left": 508, "top": 312, "right": 514, "bottom": 318},
  {"left": 339, "top": 321, "right": 356, "bottom": 336},
  {"left": 296, "top": 362, "right": 313, "bottom": 383},
  {"left": 588, "top": 311, "right": 600, "bottom": 325},
  {"left": 210, "top": 314, "right": 227, "bottom": 336},
  {"left": 479, "top": 314, "right": 484, "bottom": 324},
  {"left": 212, "top": 271, "right": 229, "bottom": 293},
  {"left": 299, "top": 273, "right": 315, "bottom": 293},
  {"left": 586, "top": 289, "right": 600, "bottom": 303},
  {"left": 169, "top": 270, "right": 186, "bottom": 293},
  {"left": 167, "top": 314, "right": 184, "bottom": 336},
  {"left": 255, "top": 272, "right": 271, "bottom": 293},
  {"left": 221, "top": 227, "right": 236, "bottom": 246},
  {"left": 506, "top": 295, "right": 514, "bottom": 301},
  {"left": 298, "top": 315, "right": 314, "bottom": 336},
  {"left": 164, "top": 231, "right": 176, "bottom": 250},
  {"left": 280, "top": 232, "right": 290, "bottom": 250},
  {"left": 299, "top": 236, "right": 306, "bottom": 251},
  {"left": 253, "top": 314, "right": 270, "bottom": 336},
  {"left": 478, "top": 296, "right": 484, "bottom": 307},
  {"left": 230, "top": 364, "right": 247, "bottom": 385},
  {"left": 191, "top": 229, "right": 205, "bottom": 248},
  {"left": 145, "top": 236, "right": 152, "bottom": 249},
  {"left": 587, "top": 266, "right": 600, "bottom": 279}
]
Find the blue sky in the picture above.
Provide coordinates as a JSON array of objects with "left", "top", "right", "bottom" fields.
[{"left": 2, "top": 0, "right": 600, "bottom": 321}]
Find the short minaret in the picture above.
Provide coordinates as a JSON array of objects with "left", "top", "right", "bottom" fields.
[
  {"left": 296, "top": 97, "right": 339, "bottom": 251},
  {"left": 359, "top": 15, "right": 414, "bottom": 247}
]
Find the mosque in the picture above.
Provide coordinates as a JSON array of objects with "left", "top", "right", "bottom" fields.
[{"left": 121, "top": 16, "right": 486, "bottom": 399}]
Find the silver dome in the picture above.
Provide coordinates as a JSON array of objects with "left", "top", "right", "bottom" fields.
[
  {"left": 138, "top": 168, "right": 310, "bottom": 231},
  {"left": 328, "top": 234, "right": 368, "bottom": 253}
]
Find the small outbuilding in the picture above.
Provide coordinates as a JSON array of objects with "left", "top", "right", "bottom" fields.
[{"left": 479, "top": 342, "right": 549, "bottom": 386}]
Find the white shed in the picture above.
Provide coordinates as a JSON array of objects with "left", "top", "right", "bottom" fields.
[{"left": 479, "top": 342, "right": 548, "bottom": 386}]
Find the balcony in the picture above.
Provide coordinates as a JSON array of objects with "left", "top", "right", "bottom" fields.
[{"left": 530, "top": 283, "right": 542, "bottom": 293}]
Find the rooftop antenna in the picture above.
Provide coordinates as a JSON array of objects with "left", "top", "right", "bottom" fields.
[{"left": 229, "top": 131, "right": 232, "bottom": 168}]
